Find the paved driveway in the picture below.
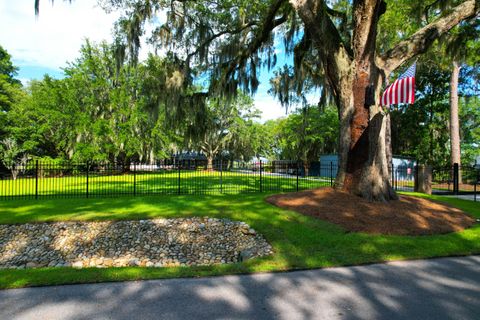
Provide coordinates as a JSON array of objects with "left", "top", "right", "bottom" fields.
[{"left": 1, "top": 256, "right": 479, "bottom": 320}]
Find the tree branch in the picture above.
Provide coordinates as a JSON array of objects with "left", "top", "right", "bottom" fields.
[
  {"left": 326, "top": 6, "right": 347, "bottom": 20},
  {"left": 221, "top": 0, "right": 289, "bottom": 82},
  {"left": 186, "top": 21, "right": 258, "bottom": 62},
  {"left": 379, "top": 0, "right": 479, "bottom": 73},
  {"left": 352, "top": 0, "right": 386, "bottom": 61},
  {"left": 289, "top": 0, "right": 353, "bottom": 101}
]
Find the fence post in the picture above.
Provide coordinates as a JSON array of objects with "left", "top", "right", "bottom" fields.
[
  {"left": 35, "top": 160, "right": 39, "bottom": 200},
  {"left": 86, "top": 161, "right": 89, "bottom": 198},
  {"left": 414, "top": 165, "right": 418, "bottom": 192},
  {"left": 220, "top": 158, "right": 223, "bottom": 194},
  {"left": 330, "top": 162, "right": 333, "bottom": 187},
  {"left": 178, "top": 161, "right": 181, "bottom": 195},
  {"left": 391, "top": 162, "right": 395, "bottom": 190},
  {"left": 259, "top": 160, "right": 263, "bottom": 192},
  {"left": 296, "top": 160, "right": 300, "bottom": 192},
  {"left": 133, "top": 162, "right": 137, "bottom": 196},
  {"left": 475, "top": 170, "right": 478, "bottom": 202},
  {"left": 453, "top": 163, "right": 459, "bottom": 195},
  {"left": 474, "top": 182, "right": 477, "bottom": 202}
]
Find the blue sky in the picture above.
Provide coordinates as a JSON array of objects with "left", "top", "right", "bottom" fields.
[
  {"left": 0, "top": 1, "right": 118, "bottom": 77},
  {"left": 0, "top": 0, "right": 311, "bottom": 121},
  {"left": 15, "top": 65, "right": 64, "bottom": 80}
]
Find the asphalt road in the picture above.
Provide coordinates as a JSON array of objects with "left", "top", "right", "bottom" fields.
[{"left": 1, "top": 256, "right": 479, "bottom": 320}]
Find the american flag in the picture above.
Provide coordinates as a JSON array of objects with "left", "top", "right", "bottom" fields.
[{"left": 381, "top": 62, "right": 416, "bottom": 106}]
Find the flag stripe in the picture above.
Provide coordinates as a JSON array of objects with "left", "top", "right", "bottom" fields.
[
  {"left": 389, "top": 80, "right": 395, "bottom": 104},
  {"left": 397, "top": 79, "right": 402, "bottom": 104},
  {"left": 405, "top": 78, "right": 410, "bottom": 104},
  {"left": 410, "top": 77, "right": 415, "bottom": 103}
]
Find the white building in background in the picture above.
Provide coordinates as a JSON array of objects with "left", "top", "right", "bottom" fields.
[{"left": 319, "top": 154, "right": 417, "bottom": 180}]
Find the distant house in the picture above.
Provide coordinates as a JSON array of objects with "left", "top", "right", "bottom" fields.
[
  {"left": 318, "top": 154, "right": 416, "bottom": 180},
  {"left": 173, "top": 152, "right": 207, "bottom": 161}
]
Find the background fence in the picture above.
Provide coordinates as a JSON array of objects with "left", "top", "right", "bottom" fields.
[
  {"left": 0, "top": 160, "right": 329, "bottom": 200},
  {"left": 0, "top": 160, "right": 477, "bottom": 200},
  {"left": 432, "top": 164, "right": 479, "bottom": 197}
]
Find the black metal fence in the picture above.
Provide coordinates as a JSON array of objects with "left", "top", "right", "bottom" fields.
[
  {"left": 390, "top": 164, "right": 416, "bottom": 192},
  {"left": 1, "top": 160, "right": 477, "bottom": 201},
  {"left": 0, "top": 160, "right": 334, "bottom": 200},
  {"left": 392, "top": 163, "right": 479, "bottom": 201},
  {"left": 432, "top": 164, "right": 479, "bottom": 199}
]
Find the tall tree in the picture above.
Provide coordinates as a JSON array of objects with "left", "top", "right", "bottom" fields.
[
  {"left": 444, "top": 21, "right": 480, "bottom": 171},
  {"left": 0, "top": 45, "right": 22, "bottom": 142},
  {"left": 450, "top": 60, "right": 461, "bottom": 168},
  {"left": 0, "top": 138, "right": 25, "bottom": 180},
  {"left": 183, "top": 93, "right": 257, "bottom": 168},
  {"left": 274, "top": 105, "right": 338, "bottom": 174},
  {"left": 102, "top": 0, "right": 478, "bottom": 201},
  {"left": 7, "top": 76, "right": 78, "bottom": 159},
  {"left": 6, "top": 40, "right": 180, "bottom": 164}
]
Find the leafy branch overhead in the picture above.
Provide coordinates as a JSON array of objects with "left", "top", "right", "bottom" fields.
[{"left": 103, "top": 0, "right": 478, "bottom": 107}]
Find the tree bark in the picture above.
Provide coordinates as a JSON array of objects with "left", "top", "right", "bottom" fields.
[
  {"left": 11, "top": 167, "right": 18, "bottom": 180},
  {"left": 206, "top": 156, "right": 213, "bottom": 170},
  {"left": 450, "top": 60, "right": 461, "bottom": 183},
  {"left": 385, "top": 113, "right": 393, "bottom": 176},
  {"left": 303, "top": 161, "right": 310, "bottom": 176}
]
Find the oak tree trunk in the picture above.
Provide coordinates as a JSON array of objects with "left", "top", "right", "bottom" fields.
[
  {"left": 335, "top": 64, "right": 396, "bottom": 202},
  {"left": 334, "top": 1, "right": 396, "bottom": 202}
]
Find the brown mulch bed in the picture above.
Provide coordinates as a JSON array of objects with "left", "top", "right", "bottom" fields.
[{"left": 266, "top": 188, "right": 476, "bottom": 236}]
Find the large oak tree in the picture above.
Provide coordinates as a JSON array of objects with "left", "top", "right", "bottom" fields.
[{"left": 49, "top": 0, "right": 479, "bottom": 201}]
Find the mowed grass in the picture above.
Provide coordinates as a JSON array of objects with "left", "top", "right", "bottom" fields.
[
  {"left": 0, "top": 191, "right": 479, "bottom": 289},
  {"left": 0, "top": 171, "right": 329, "bottom": 197}
]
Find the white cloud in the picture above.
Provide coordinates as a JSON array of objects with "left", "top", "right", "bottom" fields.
[
  {"left": 19, "top": 78, "right": 31, "bottom": 86},
  {"left": 0, "top": 0, "right": 120, "bottom": 69},
  {"left": 254, "top": 94, "right": 289, "bottom": 122}
]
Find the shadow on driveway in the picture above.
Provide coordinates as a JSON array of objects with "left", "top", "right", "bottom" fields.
[{"left": 0, "top": 255, "right": 479, "bottom": 320}]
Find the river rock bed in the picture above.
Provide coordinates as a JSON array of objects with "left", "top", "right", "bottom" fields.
[{"left": 0, "top": 218, "right": 273, "bottom": 269}]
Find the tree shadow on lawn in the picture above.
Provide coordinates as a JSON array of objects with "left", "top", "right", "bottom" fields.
[
  {"left": 0, "top": 255, "right": 479, "bottom": 319},
  {"left": 1, "top": 172, "right": 328, "bottom": 199},
  {"left": 266, "top": 189, "right": 477, "bottom": 235},
  {"left": 0, "top": 193, "right": 479, "bottom": 290}
]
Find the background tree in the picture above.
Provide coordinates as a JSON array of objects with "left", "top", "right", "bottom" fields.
[
  {"left": 7, "top": 76, "right": 79, "bottom": 159},
  {"left": 444, "top": 21, "right": 480, "bottom": 173},
  {"left": 0, "top": 138, "right": 27, "bottom": 180},
  {"left": 0, "top": 45, "right": 23, "bottom": 143},
  {"left": 274, "top": 105, "right": 338, "bottom": 174},
  {"left": 389, "top": 56, "right": 480, "bottom": 168},
  {"left": 226, "top": 116, "right": 273, "bottom": 163},
  {"left": 4, "top": 41, "right": 182, "bottom": 166},
  {"left": 182, "top": 93, "right": 259, "bottom": 168},
  {"left": 459, "top": 94, "right": 480, "bottom": 166}
]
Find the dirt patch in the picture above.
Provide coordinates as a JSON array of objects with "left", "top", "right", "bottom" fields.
[{"left": 266, "top": 188, "right": 475, "bottom": 236}]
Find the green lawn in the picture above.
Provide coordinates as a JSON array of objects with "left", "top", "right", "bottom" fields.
[
  {"left": 0, "top": 171, "right": 329, "bottom": 198},
  {"left": 0, "top": 191, "right": 479, "bottom": 289}
]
